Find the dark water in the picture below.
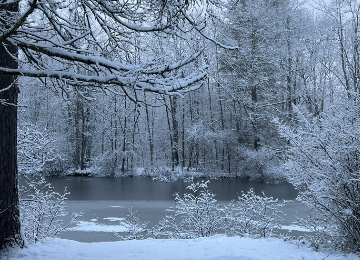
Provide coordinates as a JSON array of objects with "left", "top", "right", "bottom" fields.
[{"left": 43, "top": 176, "right": 298, "bottom": 201}]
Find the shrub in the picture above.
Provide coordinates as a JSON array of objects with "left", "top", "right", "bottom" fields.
[
  {"left": 115, "top": 208, "right": 149, "bottom": 240},
  {"left": 222, "top": 189, "right": 284, "bottom": 238},
  {"left": 20, "top": 177, "right": 78, "bottom": 244},
  {"left": 275, "top": 101, "right": 360, "bottom": 252},
  {"left": 18, "top": 124, "right": 64, "bottom": 175},
  {"left": 153, "top": 181, "right": 284, "bottom": 239},
  {"left": 153, "top": 181, "right": 222, "bottom": 238},
  {"left": 237, "top": 147, "right": 285, "bottom": 182},
  {"left": 144, "top": 166, "right": 186, "bottom": 182}
]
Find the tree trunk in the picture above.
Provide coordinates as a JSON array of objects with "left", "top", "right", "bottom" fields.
[
  {"left": 181, "top": 101, "right": 185, "bottom": 169},
  {"left": 80, "top": 104, "right": 86, "bottom": 170},
  {"left": 169, "top": 96, "right": 179, "bottom": 170},
  {"left": 121, "top": 96, "right": 127, "bottom": 172},
  {"left": 0, "top": 2, "right": 23, "bottom": 249},
  {"left": 144, "top": 94, "right": 154, "bottom": 166},
  {"left": 164, "top": 96, "right": 180, "bottom": 170}
]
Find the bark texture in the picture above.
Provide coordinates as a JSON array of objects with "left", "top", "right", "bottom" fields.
[{"left": 0, "top": 2, "right": 22, "bottom": 250}]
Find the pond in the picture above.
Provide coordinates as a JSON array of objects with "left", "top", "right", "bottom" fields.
[{"left": 23, "top": 176, "right": 311, "bottom": 242}]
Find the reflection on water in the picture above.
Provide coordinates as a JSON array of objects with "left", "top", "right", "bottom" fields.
[{"left": 37, "top": 176, "right": 298, "bottom": 201}]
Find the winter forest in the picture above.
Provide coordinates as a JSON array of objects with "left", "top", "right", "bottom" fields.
[
  {"left": 2, "top": 0, "right": 360, "bottom": 258},
  {"left": 17, "top": 0, "right": 324, "bottom": 179}
]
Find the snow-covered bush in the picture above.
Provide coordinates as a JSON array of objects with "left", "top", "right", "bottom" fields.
[
  {"left": 18, "top": 124, "right": 64, "bottom": 174},
  {"left": 116, "top": 208, "right": 149, "bottom": 240},
  {"left": 153, "top": 181, "right": 222, "bottom": 238},
  {"left": 143, "top": 167, "right": 228, "bottom": 181},
  {"left": 275, "top": 101, "right": 360, "bottom": 252},
  {"left": 144, "top": 166, "right": 185, "bottom": 182},
  {"left": 91, "top": 151, "right": 118, "bottom": 176},
  {"left": 20, "top": 177, "right": 77, "bottom": 244},
  {"left": 91, "top": 149, "right": 136, "bottom": 176},
  {"left": 237, "top": 147, "right": 285, "bottom": 182},
  {"left": 295, "top": 211, "right": 336, "bottom": 251},
  {"left": 222, "top": 189, "right": 284, "bottom": 238},
  {"left": 143, "top": 166, "right": 202, "bottom": 182},
  {"left": 153, "top": 181, "right": 284, "bottom": 239}
]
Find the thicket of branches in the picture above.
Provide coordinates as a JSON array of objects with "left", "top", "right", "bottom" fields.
[
  {"left": 117, "top": 181, "right": 284, "bottom": 240},
  {"left": 276, "top": 98, "right": 360, "bottom": 252},
  {"left": 19, "top": 176, "right": 78, "bottom": 245},
  {"left": 273, "top": 0, "right": 360, "bottom": 252}
]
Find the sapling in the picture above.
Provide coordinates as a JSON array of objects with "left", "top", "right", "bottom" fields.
[{"left": 115, "top": 208, "right": 149, "bottom": 240}]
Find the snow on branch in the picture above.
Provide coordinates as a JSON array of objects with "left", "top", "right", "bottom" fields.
[{"left": 0, "top": 0, "right": 222, "bottom": 96}]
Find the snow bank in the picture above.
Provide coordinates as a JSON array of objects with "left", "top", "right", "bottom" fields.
[{"left": 5, "top": 236, "right": 358, "bottom": 260}]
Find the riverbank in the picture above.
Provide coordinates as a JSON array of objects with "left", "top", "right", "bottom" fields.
[
  {"left": 21, "top": 165, "right": 287, "bottom": 184},
  {"left": 4, "top": 236, "right": 358, "bottom": 260}
]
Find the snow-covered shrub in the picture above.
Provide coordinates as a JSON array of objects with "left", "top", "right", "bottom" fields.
[
  {"left": 20, "top": 177, "right": 77, "bottom": 244},
  {"left": 153, "top": 181, "right": 284, "bottom": 239},
  {"left": 143, "top": 166, "right": 226, "bottom": 181},
  {"left": 237, "top": 147, "right": 285, "bottom": 182},
  {"left": 18, "top": 124, "right": 64, "bottom": 174},
  {"left": 152, "top": 215, "right": 182, "bottom": 239},
  {"left": 144, "top": 166, "right": 183, "bottom": 182},
  {"left": 91, "top": 149, "right": 130, "bottom": 176},
  {"left": 143, "top": 166, "right": 198, "bottom": 182},
  {"left": 222, "top": 189, "right": 284, "bottom": 238},
  {"left": 275, "top": 101, "right": 360, "bottom": 252},
  {"left": 153, "top": 181, "right": 222, "bottom": 238},
  {"left": 116, "top": 208, "right": 149, "bottom": 240},
  {"left": 296, "top": 212, "right": 336, "bottom": 251},
  {"left": 91, "top": 151, "right": 118, "bottom": 176}
]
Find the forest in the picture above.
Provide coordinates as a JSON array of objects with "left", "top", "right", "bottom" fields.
[
  {"left": 17, "top": 0, "right": 341, "bottom": 180},
  {"left": 1, "top": 0, "right": 360, "bottom": 255}
]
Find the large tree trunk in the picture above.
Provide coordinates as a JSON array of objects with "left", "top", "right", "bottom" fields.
[{"left": 0, "top": 2, "right": 23, "bottom": 250}]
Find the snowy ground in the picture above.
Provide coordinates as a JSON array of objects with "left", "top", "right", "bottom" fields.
[
  {"left": 4, "top": 236, "right": 359, "bottom": 260},
  {"left": 3, "top": 201, "right": 359, "bottom": 259}
]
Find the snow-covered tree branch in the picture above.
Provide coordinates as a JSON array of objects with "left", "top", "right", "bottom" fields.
[{"left": 0, "top": 0, "right": 217, "bottom": 98}]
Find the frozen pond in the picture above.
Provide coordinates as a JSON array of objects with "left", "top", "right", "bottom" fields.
[
  {"left": 44, "top": 176, "right": 299, "bottom": 201},
  {"left": 30, "top": 176, "right": 311, "bottom": 242}
]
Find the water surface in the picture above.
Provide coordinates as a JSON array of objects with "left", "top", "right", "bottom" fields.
[{"left": 44, "top": 176, "right": 298, "bottom": 201}]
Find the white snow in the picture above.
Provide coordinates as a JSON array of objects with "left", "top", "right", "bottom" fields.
[
  {"left": 5, "top": 236, "right": 359, "bottom": 260},
  {"left": 103, "top": 217, "right": 125, "bottom": 222},
  {"left": 280, "top": 225, "right": 312, "bottom": 232},
  {"left": 67, "top": 221, "right": 127, "bottom": 233}
]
